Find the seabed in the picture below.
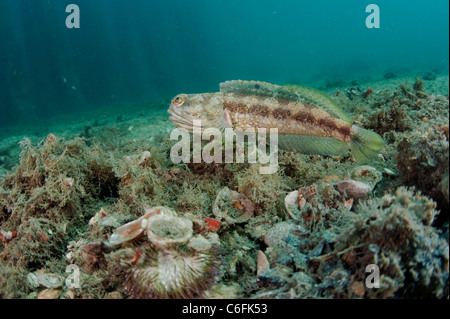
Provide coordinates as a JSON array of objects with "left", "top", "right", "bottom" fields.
[{"left": 0, "top": 75, "right": 448, "bottom": 299}]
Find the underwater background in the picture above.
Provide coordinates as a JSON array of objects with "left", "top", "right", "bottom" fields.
[
  {"left": 0, "top": 0, "right": 448, "bottom": 127},
  {"left": 0, "top": 0, "right": 449, "bottom": 300}
]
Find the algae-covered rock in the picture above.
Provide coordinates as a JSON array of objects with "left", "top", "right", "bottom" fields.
[
  {"left": 313, "top": 187, "right": 448, "bottom": 298},
  {"left": 350, "top": 165, "right": 383, "bottom": 189},
  {"left": 397, "top": 124, "right": 449, "bottom": 207}
]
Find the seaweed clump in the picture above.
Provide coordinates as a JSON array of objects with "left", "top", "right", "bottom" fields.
[
  {"left": 366, "top": 103, "right": 412, "bottom": 136},
  {"left": 311, "top": 187, "right": 448, "bottom": 298},
  {"left": 252, "top": 186, "right": 448, "bottom": 299},
  {"left": 0, "top": 134, "right": 119, "bottom": 297},
  {"left": 396, "top": 123, "right": 449, "bottom": 216}
]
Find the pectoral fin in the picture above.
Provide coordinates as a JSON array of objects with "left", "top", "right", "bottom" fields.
[
  {"left": 217, "top": 109, "right": 233, "bottom": 131},
  {"left": 278, "top": 134, "right": 350, "bottom": 156}
]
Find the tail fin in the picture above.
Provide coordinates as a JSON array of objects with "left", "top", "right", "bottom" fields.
[{"left": 350, "top": 126, "right": 385, "bottom": 163}]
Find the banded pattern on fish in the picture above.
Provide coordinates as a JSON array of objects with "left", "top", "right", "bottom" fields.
[
  {"left": 168, "top": 80, "right": 384, "bottom": 163},
  {"left": 221, "top": 93, "right": 352, "bottom": 143}
]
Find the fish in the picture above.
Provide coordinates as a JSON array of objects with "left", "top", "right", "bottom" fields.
[{"left": 168, "top": 80, "right": 384, "bottom": 163}]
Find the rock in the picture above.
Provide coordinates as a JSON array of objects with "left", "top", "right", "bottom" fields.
[
  {"left": 308, "top": 240, "right": 325, "bottom": 258},
  {"left": 38, "top": 288, "right": 62, "bottom": 299},
  {"left": 263, "top": 221, "right": 307, "bottom": 248},
  {"left": 292, "top": 272, "right": 316, "bottom": 295},
  {"left": 89, "top": 208, "right": 108, "bottom": 226},
  {"left": 63, "top": 289, "right": 76, "bottom": 299},
  {"left": 188, "top": 235, "right": 212, "bottom": 252},
  {"left": 257, "top": 267, "right": 291, "bottom": 289},
  {"left": 351, "top": 281, "right": 365, "bottom": 298}
]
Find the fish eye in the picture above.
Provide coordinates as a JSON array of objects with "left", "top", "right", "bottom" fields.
[{"left": 172, "top": 95, "right": 186, "bottom": 107}]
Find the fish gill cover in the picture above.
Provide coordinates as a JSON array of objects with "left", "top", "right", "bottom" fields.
[{"left": 0, "top": 0, "right": 448, "bottom": 301}]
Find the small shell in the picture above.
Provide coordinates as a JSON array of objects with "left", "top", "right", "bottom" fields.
[
  {"left": 89, "top": 208, "right": 107, "bottom": 226},
  {"left": 28, "top": 271, "right": 64, "bottom": 289},
  {"left": 109, "top": 206, "right": 175, "bottom": 246},
  {"left": 344, "top": 198, "right": 354, "bottom": 209},
  {"left": 351, "top": 281, "right": 365, "bottom": 298},
  {"left": 65, "top": 252, "right": 74, "bottom": 261},
  {"left": 337, "top": 180, "right": 373, "bottom": 199},
  {"left": 141, "top": 151, "right": 151, "bottom": 160},
  {"left": 147, "top": 215, "right": 193, "bottom": 248},
  {"left": 98, "top": 208, "right": 107, "bottom": 218},
  {"left": 257, "top": 250, "right": 270, "bottom": 277},
  {"left": 284, "top": 190, "right": 300, "bottom": 220},
  {"left": 383, "top": 168, "right": 398, "bottom": 176},
  {"left": 38, "top": 288, "right": 62, "bottom": 299},
  {"left": 27, "top": 272, "right": 40, "bottom": 288},
  {"left": 109, "top": 219, "right": 146, "bottom": 246}
]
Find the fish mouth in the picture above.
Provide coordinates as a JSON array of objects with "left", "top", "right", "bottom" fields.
[{"left": 168, "top": 106, "right": 195, "bottom": 132}]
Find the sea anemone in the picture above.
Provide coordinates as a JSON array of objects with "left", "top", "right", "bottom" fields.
[{"left": 123, "top": 244, "right": 218, "bottom": 299}]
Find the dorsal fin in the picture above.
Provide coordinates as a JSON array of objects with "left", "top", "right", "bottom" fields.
[
  {"left": 220, "top": 80, "right": 351, "bottom": 123},
  {"left": 282, "top": 84, "right": 351, "bottom": 122},
  {"left": 220, "top": 80, "right": 281, "bottom": 98}
]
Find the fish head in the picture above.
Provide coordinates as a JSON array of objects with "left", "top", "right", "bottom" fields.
[{"left": 168, "top": 93, "right": 229, "bottom": 132}]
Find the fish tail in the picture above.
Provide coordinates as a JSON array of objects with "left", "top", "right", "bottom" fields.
[{"left": 350, "top": 126, "right": 385, "bottom": 163}]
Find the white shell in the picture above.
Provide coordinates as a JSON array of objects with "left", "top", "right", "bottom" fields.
[
  {"left": 257, "top": 250, "right": 270, "bottom": 277},
  {"left": 109, "top": 206, "right": 176, "bottom": 246},
  {"left": 284, "top": 190, "right": 300, "bottom": 220},
  {"left": 28, "top": 271, "right": 64, "bottom": 289}
]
